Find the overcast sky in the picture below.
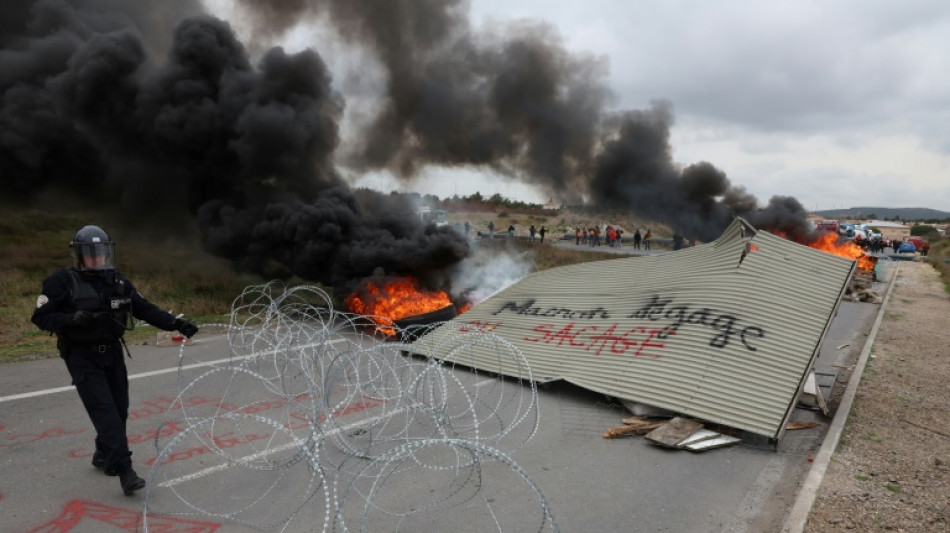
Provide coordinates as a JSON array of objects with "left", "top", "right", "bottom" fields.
[
  {"left": 210, "top": 0, "right": 950, "bottom": 213},
  {"left": 477, "top": 0, "right": 950, "bottom": 212}
]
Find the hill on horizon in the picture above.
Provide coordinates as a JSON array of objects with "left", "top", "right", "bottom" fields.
[{"left": 811, "top": 207, "right": 950, "bottom": 221}]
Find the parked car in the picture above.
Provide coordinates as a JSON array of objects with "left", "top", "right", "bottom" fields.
[
  {"left": 897, "top": 242, "right": 916, "bottom": 253},
  {"left": 816, "top": 220, "right": 839, "bottom": 232}
]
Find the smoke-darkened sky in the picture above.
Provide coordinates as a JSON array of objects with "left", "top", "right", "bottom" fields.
[
  {"left": 210, "top": 0, "right": 950, "bottom": 213},
  {"left": 10, "top": 0, "right": 899, "bottom": 289},
  {"left": 207, "top": 0, "right": 817, "bottom": 238}
]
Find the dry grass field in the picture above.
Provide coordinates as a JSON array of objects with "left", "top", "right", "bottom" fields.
[{"left": 0, "top": 208, "right": 261, "bottom": 361}]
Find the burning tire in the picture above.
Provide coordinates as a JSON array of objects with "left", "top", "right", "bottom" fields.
[{"left": 393, "top": 304, "right": 457, "bottom": 342}]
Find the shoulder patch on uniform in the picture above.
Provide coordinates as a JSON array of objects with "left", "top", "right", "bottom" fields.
[{"left": 36, "top": 294, "right": 49, "bottom": 308}]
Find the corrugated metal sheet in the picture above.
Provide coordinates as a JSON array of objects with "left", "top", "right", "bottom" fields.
[{"left": 410, "top": 218, "right": 856, "bottom": 440}]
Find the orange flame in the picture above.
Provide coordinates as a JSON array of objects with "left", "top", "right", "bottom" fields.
[
  {"left": 344, "top": 276, "right": 454, "bottom": 335},
  {"left": 805, "top": 233, "right": 875, "bottom": 271}
]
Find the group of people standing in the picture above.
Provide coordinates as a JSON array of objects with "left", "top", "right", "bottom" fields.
[
  {"left": 528, "top": 224, "right": 548, "bottom": 243},
  {"left": 860, "top": 237, "right": 929, "bottom": 256},
  {"left": 574, "top": 225, "right": 651, "bottom": 250},
  {"left": 856, "top": 236, "right": 888, "bottom": 253},
  {"left": 481, "top": 221, "right": 547, "bottom": 241},
  {"left": 477, "top": 220, "right": 667, "bottom": 252},
  {"left": 631, "top": 228, "right": 652, "bottom": 250}
]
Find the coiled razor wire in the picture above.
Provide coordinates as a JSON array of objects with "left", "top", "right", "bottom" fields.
[{"left": 142, "top": 282, "right": 556, "bottom": 532}]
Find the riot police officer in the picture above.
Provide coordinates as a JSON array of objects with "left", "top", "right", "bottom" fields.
[{"left": 31, "top": 225, "right": 199, "bottom": 496}]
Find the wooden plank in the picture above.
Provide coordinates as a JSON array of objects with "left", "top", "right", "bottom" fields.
[
  {"left": 786, "top": 421, "right": 822, "bottom": 430},
  {"left": 802, "top": 371, "right": 830, "bottom": 416},
  {"left": 644, "top": 417, "right": 704, "bottom": 448},
  {"left": 602, "top": 421, "right": 664, "bottom": 439}
]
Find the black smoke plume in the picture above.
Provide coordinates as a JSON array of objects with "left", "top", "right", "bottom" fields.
[
  {"left": 1, "top": 0, "right": 467, "bottom": 295},
  {"left": 589, "top": 103, "right": 812, "bottom": 241},
  {"left": 3, "top": 0, "right": 814, "bottom": 296},
  {"left": 228, "top": 0, "right": 812, "bottom": 241}
]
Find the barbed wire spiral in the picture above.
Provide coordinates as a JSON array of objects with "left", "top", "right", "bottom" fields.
[{"left": 141, "top": 281, "right": 557, "bottom": 532}]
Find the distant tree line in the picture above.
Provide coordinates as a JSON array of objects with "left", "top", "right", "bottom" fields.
[
  {"left": 911, "top": 224, "right": 940, "bottom": 237},
  {"left": 813, "top": 207, "right": 950, "bottom": 223},
  {"left": 386, "top": 190, "right": 550, "bottom": 211}
]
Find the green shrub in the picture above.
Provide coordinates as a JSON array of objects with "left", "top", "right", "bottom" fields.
[{"left": 910, "top": 224, "right": 939, "bottom": 236}]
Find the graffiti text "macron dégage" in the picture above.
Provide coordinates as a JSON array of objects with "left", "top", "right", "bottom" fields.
[
  {"left": 493, "top": 299, "right": 610, "bottom": 320},
  {"left": 493, "top": 296, "right": 765, "bottom": 352}
]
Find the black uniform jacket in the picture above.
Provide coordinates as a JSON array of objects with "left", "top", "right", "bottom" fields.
[{"left": 32, "top": 268, "right": 178, "bottom": 350}]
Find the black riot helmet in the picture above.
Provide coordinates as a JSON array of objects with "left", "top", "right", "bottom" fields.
[{"left": 70, "top": 225, "right": 116, "bottom": 271}]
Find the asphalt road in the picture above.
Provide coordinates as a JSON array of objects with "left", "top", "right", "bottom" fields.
[{"left": 0, "top": 282, "right": 885, "bottom": 532}]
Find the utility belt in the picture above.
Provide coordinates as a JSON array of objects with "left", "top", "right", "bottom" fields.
[{"left": 73, "top": 341, "right": 121, "bottom": 354}]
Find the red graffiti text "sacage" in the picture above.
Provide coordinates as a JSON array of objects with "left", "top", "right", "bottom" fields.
[{"left": 525, "top": 323, "right": 672, "bottom": 358}]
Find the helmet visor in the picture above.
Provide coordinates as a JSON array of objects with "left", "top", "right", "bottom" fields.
[{"left": 74, "top": 242, "right": 116, "bottom": 271}]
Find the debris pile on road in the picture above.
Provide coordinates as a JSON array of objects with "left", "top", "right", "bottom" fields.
[
  {"left": 604, "top": 411, "right": 825, "bottom": 453},
  {"left": 602, "top": 416, "right": 664, "bottom": 438},
  {"left": 845, "top": 270, "right": 880, "bottom": 303},
  {"left": 602, "top": 415, "right": 741, "bottom": 452}
]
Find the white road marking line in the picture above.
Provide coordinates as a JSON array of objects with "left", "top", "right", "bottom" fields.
[
  {"left": 158, "top": 374, "right": 506, "bottom": 488},
  {"left": 160, "top": 377, "right": 502, "bottom": 486},
  {"left": 157, "top": 405, "right": 407, "bottom": 487},
  {"left": 0, "top": 338, "right": 347, "bottom": 404}
]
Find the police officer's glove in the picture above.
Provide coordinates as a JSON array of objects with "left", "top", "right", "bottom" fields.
[
  {"left": 174, "top": 318, "right": 199, "bottom": 338},
  {"left": 66, "top": 310, "right": 95, "bottom": 326}
]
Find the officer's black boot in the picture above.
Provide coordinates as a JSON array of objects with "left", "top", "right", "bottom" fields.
[
  {"left": 95, "top": 449, "right": 120, "bottom": 476},
  {"left": 119, "top": 468, "right": 146, "bottom": 496},
  {"left": 91, "top": 450, "right": 105, "bottom": 470}
]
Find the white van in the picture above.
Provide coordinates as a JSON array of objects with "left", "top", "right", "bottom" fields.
[{"left": 417, "top": 207, "right": 449, "bottom": 227}]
